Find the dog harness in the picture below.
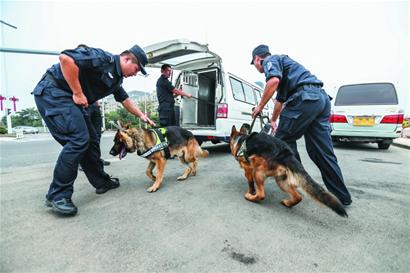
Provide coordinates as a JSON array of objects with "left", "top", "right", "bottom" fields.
[
  {"left": 137, "top": 128, "right": 171, "bottom": 159},
  {"left": 235, "top": 132, "right": 257, "bottom": 163}
]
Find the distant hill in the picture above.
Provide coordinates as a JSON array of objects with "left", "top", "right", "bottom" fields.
[
  {"left": 105, "top": 90, "right": 149, "bottom": 102},
  {"left": 128, "top": 90, "right": 150, "bottom": 99}
]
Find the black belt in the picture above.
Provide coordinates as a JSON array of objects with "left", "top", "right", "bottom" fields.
[{"left": 294, "top": 83, "right": 323, "bottom": 93}]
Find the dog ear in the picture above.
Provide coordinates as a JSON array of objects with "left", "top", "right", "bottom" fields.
[
  {"left": 231, "top": 125, "right": 238, "bottom": 137},
  {"left": 110, "top": 120, "right": 125, "bottom": 131},
  {"left": 239, "top": 123, "right": 250, "bottom": 134},
  {"left": 123, "top": 122, "right": 131, "bottom": 129},
  {"left": 117, "top": 120, "right": 124, "bottom": 129},
  {"left": 118, "top": 131, "right": 133, "bottom": 148}
]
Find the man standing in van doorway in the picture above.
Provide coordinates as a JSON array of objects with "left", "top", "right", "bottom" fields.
[
  {"left": 156, "top": 64, "right": 192, "bottom": 126},
  {"left": 250, "top": 44, "right": 352, "bottom": 206}
]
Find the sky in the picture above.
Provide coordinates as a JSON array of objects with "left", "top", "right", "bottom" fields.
[{"left": 0, "top": 0, "right": 409, "bottom": 117}]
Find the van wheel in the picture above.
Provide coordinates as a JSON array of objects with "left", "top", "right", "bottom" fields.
[
  {"left": 378, "top": 142, "right": 390, "bottom": 150},
  {"left": 196, "top": 139, "right": 203, "bottom": 146}
]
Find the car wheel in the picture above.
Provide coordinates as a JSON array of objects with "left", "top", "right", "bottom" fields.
[{"left": 378, "top": 142, "right": 390, "bottom": 150}]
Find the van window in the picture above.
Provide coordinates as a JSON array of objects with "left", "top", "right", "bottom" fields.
[
  {"left": 335, "top": 83, "right": 398, "bottom": 106},
  {"left": 243, "top": 84, "right": 256, "bottom": 104},
  {"left": 267, "top": 98, "right": 275, "bottom": 109},
  {"left": 230, "top": 77, "right": 245, "bottom": 101},
  {"left": 254, "top": 89, "right": 269, "bottom": 109}
]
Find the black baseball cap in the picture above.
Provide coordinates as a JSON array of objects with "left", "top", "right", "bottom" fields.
[
  {"left": 129, "top": 44, "right": 148, "bottom": 75},
  {"left": 250, "top": 44, "right": 270, "bottom": 64}
]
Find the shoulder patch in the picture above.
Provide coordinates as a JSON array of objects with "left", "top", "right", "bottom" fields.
[{"left": 266, "top": 61, "right": 273, "bottom": 71}]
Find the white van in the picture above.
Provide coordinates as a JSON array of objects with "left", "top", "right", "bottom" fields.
[{"left": 144, "top": 39, "right": 274, "bottom": 145}]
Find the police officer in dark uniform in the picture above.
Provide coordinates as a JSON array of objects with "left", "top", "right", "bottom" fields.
[
  {"left": 156, "top": 64, "right": 192, "bottom": 126},
  {"left": 87, "top": 101, "right": 110, "bottom": 166},
  {"left": 32, "top": 44, "right": 155, "bottom": 216},
  {"left": 250, "top": 44, "right": 352, "bottom": 206}
]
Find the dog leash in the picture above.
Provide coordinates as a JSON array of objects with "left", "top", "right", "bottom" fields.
[
  {"left": 249, "top": 112, "right": 270, "bottom": 133},
  {"left": 189, "top": 96, "right": 217, "bottom": 106}
]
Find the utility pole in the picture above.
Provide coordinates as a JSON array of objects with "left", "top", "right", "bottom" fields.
[
  {"left": 101, "top": 98, "right": 106, "bottom": 131},
  {"left": 1, "top": 20, "right": 18, "bottom": 134},
  {"left": 144, "top": 93, "right": 147, "bottom": 129},
  {"left": 1, "top": 20, "right": 60, "bottom": 134}
]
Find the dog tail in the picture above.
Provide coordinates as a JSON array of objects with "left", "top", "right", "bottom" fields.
[
  {"left": 196, "top": 146, "right": 209, "bottom": 158},
  {"left": 191, "top": 138, "right": 209, "bottom": 158},
  {"left": 291, "top": 162, "right": 347, "bottom": 217}
]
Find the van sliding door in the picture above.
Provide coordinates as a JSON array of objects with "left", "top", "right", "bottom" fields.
[
  {"left": 181, "top": 72, "right": 199, "bottom": 125},
  {"left": 197, "top": 71, "right": 216, "bottom": 126}
]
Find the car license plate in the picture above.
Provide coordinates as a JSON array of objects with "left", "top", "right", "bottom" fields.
[{"left": 353, "top": 116, "right": 375, "bottom": 126}]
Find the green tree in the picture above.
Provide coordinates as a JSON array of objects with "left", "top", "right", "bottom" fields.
[
  {"left": 104, "top": 107, "right": 141, "bottom": 129},
  {"left": 137, "top": 99, "right": 159, "bottom": 124},
  {"left": 104, "top": 101, "right": 159, "bottom": 130},
  {"left": 18, "top": 107, "right": 43, "bottom": 126},
  {"left": 1, "top": 107, "right": 42, "bottom": 127}
]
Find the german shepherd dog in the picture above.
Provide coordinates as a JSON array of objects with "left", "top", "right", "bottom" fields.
[
  {"left": 230, "top": 124, "right": 347, "bottom": 217},
  {"left": 109, "top": 123, "right": 209, "bottom": 192}
]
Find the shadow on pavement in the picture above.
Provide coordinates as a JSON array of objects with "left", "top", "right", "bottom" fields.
[
  {"left": 333, "top": 142, "right": 384, "bottom": 151},
  {"left": 202, "top": 143, "right": 231, "bottom": 154}
]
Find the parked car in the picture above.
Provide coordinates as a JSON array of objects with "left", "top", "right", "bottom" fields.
[
  {"left": 144, "top": 39, "right": 274, "bottom": 145},
  {"left": 12, "top": 126, "right": 39, "bottom": 134},
  {"left": 330, "top": 82, "right": 403, "bottom": 150}
]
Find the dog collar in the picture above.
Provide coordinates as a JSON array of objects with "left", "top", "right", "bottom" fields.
[
  {"left": 235, "top": 132, "right": 258, "bottom": 163},
  {"left": 235, "top": 135, "right": 250, "bottom": 163},
  {"left": 236, "top": 139, "right": 247, "bottom": 159}
]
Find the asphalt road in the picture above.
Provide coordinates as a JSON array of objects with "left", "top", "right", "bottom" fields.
[{"left": 1, "top": 133, "right": 409, "bottom": 272}]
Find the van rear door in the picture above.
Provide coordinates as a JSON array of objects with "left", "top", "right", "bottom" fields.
[
  {"left": 144, "top": 39, "right": 223, "bottom": 128},
  {"left": 144, "top": 39, "right": 221, "bottom": 70}
]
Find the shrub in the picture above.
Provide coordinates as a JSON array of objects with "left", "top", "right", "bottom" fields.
[{"left": 0, "top": 125, "right": 7, "bottom": 134}]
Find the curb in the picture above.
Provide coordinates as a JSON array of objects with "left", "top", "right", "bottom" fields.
[{"left": 392, "top": 142, "right": 410, "bottom": 150}]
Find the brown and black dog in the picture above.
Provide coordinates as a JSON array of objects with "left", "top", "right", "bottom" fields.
[
  {"left": 230, "top": 124, "right": 347, "bottom": 217},
  {"left": 110, "top": 123, "right": 209, "bottom": 192}
]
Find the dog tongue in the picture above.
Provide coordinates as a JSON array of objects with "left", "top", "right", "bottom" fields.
[{"left": 119, "top": 146, "right": 126, "bottom": 160}]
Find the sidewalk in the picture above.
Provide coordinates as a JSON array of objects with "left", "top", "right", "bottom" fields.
[
  {"left": 393, "top": 137, "right": 410, "bottom": 149},
  {"left": 0, "top": 131, "right": 116, "bottom": 142},
  {"left": 2, "top": 132, "right": 409, "bottom": 149}
]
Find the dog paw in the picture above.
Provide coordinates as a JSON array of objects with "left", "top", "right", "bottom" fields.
[
  {"left": 177, "top": 175, "right": 187, "bottom": 181},
  {"left": 147, "top": 186, "right": 159, "bottom": 193},
  {"left": 245, "top": 193, "right": 255, "bottom": 201},
  {"left": 280, "top": 200, "right": 292, "bottom": 207}
]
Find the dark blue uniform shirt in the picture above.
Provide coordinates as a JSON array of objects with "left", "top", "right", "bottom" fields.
[
  {"left": 156, "top": 75, "right": 175, "bottom": 104},
  {"left": 46, "top": 46, "right": 129, "bottom": 104},
  {"left": 262, "top": 55, "right": 323, "bottom": 103}
]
